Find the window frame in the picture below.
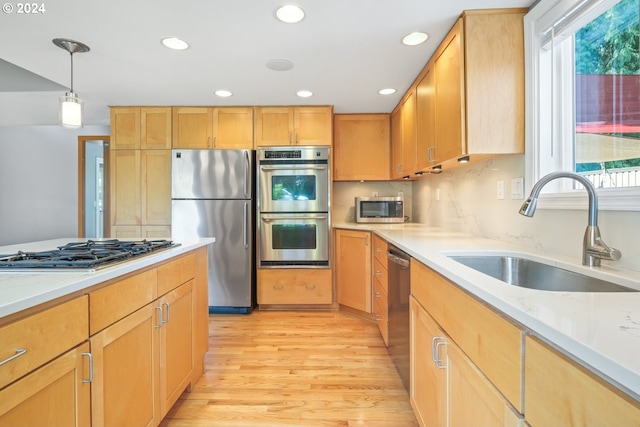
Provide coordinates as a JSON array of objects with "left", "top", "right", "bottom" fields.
[{"left": 524, "top": 0, "right": 640, "bottom": 212}]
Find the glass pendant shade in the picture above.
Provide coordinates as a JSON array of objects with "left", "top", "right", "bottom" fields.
[{"left": 60, "top": 91, "right": 83, "bottom": 128}]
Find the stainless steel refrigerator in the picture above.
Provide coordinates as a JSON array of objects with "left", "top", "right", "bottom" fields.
[{"left": 171, "top": 149, "right": 255, "bottom": 314}]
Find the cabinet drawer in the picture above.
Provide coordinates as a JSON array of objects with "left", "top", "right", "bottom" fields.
[
  {"left": 90, "top": 268, "right": 158, "bottom": 335},
  {"left": 373, "top": 280, "right": 389, "bottom": 345},
  {"left": 411, "top": 259, "right": 523, "bottom": 412},
  {"left": 258, "top": 269, "right": 332, "bottom": 305},
  {"left": 525, "top": 335, "right": 640, "bottom": 426},
  {"left": 0, "top": 296, "right": 88, "bottom": 389},
  {"left": 373, "top": 257, "right": 388, "bottom": 294},
  {"left": 373, "top": 234, "right": 388, "bottom": 268},
  {"left": 157, "top": 252, "right": 196, "bottom": 296}
]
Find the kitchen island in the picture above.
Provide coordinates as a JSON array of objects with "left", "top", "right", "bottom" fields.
[
  {"left": 335, "top": 222, "right": 640, "bottom": 424},
  {"left": 0, "top": 237, "right": 213, "bottom": 427}
]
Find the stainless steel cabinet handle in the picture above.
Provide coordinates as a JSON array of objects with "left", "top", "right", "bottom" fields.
[
  {"left": 434, "top": 341, "right": 447, "bottom": 369},
  {"left": 82, "top": 352, "right": 93, "bottom": 383},
  {"left": 375, "top": 270, "right": 382, "bottom": 276},
  {"left": 213, "top": 136, "right": 217, "bottom": 148},
  {"left": 162, "top": 302, "right": 171, "bottom": 324},
  {"left": 374, "top": 291, "right": 382, "bottom": 298},
  {"left": 0, "top": 348, "right": 27, "bottom": 366},
  {"left": 207, "top": 136, "right": 211, "bottom": 148},
  {"left": 155, "top": 306, "right": 163, "bottom": 328},
  {"left": 305, "top": 284, "right": 316, "bottom": 290},
  {"left": 273, "top": 285, "right": 284, "bottom": 290},
  {"left": 428, "top": 146, "right": 435, "bottom": 163}
]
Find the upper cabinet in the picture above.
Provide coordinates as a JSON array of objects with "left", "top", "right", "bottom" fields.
[
  {"left": 415, "top": 62, "right": 436, "bottom": 171},
  {"left": 172, "top": 107, "right": 255, "bottom": 149},
  {"left": 390, "top": 89, "right": 417, "bottom": 179},
  {"left": 255, "top": 106, "right": 332, "bottom": 146},
  {"left": 333, "top": 114, "right": 390, "bottom": 181},
  {"left": 111, "top": 107, "right": 172, "bottom": 150}
]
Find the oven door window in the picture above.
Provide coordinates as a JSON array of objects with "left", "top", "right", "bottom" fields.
[
  {"left": 272, "top": 224, "right": 317, "bottom": 250},
  {"left": 272, "top": 175, "right": 317, "bottom": 202}
]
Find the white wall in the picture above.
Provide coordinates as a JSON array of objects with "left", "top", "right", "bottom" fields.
[
  {"left": 0, "top": 125, "right": 109, "bottom": 246},
  {"left": 411, "top": 154, "right": 640, "bottom": 272}
]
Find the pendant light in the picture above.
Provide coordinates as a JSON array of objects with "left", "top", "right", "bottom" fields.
[{"left": 53, "top": 38, "right": 90, "bottom": 129}]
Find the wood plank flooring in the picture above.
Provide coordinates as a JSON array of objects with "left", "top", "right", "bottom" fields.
[{"left": 160, "top": 310, "right": 419, "bottom": 427}]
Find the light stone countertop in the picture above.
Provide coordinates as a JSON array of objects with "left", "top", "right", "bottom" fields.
[
  {"left": 0, "top": 237, "right": 214, "bottom": 318},
  {"left": 334, "top": 222, "right": 640, "bottom": 400}
]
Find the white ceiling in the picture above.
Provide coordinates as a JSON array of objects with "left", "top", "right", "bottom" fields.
[{"left": 0, "top": 0, "right": 533, "bottom": 127}]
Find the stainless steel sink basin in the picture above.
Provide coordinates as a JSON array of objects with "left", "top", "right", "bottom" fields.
[{"left": 448, "top": 255, "right": 638, "bottom": 292}]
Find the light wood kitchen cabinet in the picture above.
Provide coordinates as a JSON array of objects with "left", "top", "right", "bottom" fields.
[
  {"left": 0, "top": 296, "right": 89, "bottom": 427},
  {"left": 172, "top": 107, "right": 213, "bottom": 149},
  {"left": 333, "top": 114, "right": 390, "bottom": 181},
  {"left": 525, "top": 335, "right": 640, "bottom": 427},
  {"left": 0, "top": 342, "right": 91, "bottom": 427},
  {"left": 372, "top": 234, "right": 389, "bottom": 344},
  {"left": 257, "top": 268, "right": 332, "bottom": 305},
  {"left": 172, "top": 107, "right": 255, "bottom": 149},
  {"left": 410, "top": 259, "right": 525, "bottom": 425},
  {"left": 109, "top": 149, "right": 171, "bottom": 237},
  {"left": 410, "top": 296, "right": 446, "bottom": 427},
  {"left": 415, "top": 61, "right": 436, "bottom": 170},
  {"left": 431, "top": 10, "right": 525, "bottom": 169},
  {"left": 111, "top": 107, "right": 172, "bottom": 150},
  {"left": 255, "top": 106, "right": 333, "bottom": 146},
  {"left": 391, "top": 90, "right": 417, "bottom": 179},
  {"left": 390, "top": 107, "right": 402, "bottom": 178},
  {"left": 335, "top": 229, "right": 372, "bottom": 313}
]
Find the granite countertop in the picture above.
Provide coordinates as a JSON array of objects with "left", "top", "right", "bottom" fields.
[
  {"left": 0, "top": 237, "right": 214, "bottom": 318},
  {"left": 334, "top": 222, "right": 640, "bottom": 400}
]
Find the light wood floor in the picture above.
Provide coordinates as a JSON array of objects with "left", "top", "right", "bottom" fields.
[{"left": 161, "top": 310, "right": 419, "bottom": 427}]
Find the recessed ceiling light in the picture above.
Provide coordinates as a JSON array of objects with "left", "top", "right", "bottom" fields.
[
  {"left": 378, "top": 88, "right": 397, "bottom": 95},
  {"left": 215, "top": 90, "right": 232, "bottom": 97},
  {"left": 275, "top": 5, "right": 305, "bottom": 23},
  {"left": 161, "top": 37, "right": 189, "bottom": 50},
  {"left": 402, "top": 32, "right": 429, "bottom": 46},
  {"left": 266, "top": 59, "right": 294, "bottom": 71},
  {"left": 296, "top": 90, "right": 313, "bottom": 98}
]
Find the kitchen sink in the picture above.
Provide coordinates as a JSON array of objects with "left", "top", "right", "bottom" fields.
[{"left": 447, "top": 255, "right": 638, "bottom": 292}]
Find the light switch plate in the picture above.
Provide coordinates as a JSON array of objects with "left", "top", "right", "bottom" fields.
[{"left": 511, "top": 177, "right": 524, "bottom": 200}]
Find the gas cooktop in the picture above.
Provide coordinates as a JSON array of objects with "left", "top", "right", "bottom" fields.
[{"left": 0, "top": 239, "right": 178, "bottom": 271}]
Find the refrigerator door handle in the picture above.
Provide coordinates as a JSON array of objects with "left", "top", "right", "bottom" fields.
[
  {"left": 244, "top": 202, "right": 249, "bottom": 249},
  {"left": 244, "top": 151, "right": 250, "bottom": 199}
]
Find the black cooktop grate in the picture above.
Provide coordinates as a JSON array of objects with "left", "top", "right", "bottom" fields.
[{"left": 0, "top": 239, "right": 176, "bottom": 270}]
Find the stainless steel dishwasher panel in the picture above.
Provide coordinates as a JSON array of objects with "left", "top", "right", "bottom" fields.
[{"left": 387, "top": 245, "right": 411, "bottom": 392}]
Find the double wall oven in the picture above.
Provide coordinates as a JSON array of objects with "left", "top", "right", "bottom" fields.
[{"left": 257, "top": 146, "right": 330, "bottom": 268}]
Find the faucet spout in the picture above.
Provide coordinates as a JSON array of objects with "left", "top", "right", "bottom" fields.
[{"left": 519, "top": 171, "right": 620, "bottom": 267}]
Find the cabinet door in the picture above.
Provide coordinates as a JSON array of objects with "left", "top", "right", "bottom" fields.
[
  {"left": 294, "top": 106, "right": 332, "bottom": 146},
  {"left": 525, "top": 335, "right": 640, "bottom": 427},
  {"left": 172, "top": 107, "right": 213, "bottom": 149},
  {"left": 159, "top": 281, "right": 194, "bottom": 417},
  {"left": 410, "top": 297, "right": 446, "bottom": 427},
  {"left": 333, "top": 114, "right": 390, "bottom": 181},
  {"left": 390, "top": 107, "right": 403, "bottom": 179},
  {"left": 141, "top": 150, "right": 171, "bottom": 226},
  {"left": 335, "top": 229, "right": 372, "bottom": 312},
  {"left": 401, "top": 89, "right": 417, "bottom": 176},
  {"left": 110, "top": 149, "right": 141, "bottom": 227},
  {"left": 416, "top": 62, "right": 436, "bottom": 170},
  {"left": 110, "top": 107, "right": 141, "bottom": 150},
  {"left": 435, "top": 18, "right": 465, "bottom": 162},
  {"left": 141, "top": 107, "right": 172, "bottom": 149},
  {"left": 0, "top": 342, "right": 91, "bottom": 427},
  {"left": 90, "top": 302, "right": 160, "bottom": 427},
  {"left": 255, "top": 107, "right": 294, "bottom": 146},
  {"left": 448, "top": 343, "right": 522, "bottom": 427},
  {"left": 213, "top": 107, "right": 254, "bottom": 149}
]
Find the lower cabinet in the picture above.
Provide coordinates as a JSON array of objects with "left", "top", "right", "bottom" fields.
[
  {"left": 0, "top": 342, "right": 91, "bottom": 427},
  {"left": 525, "top": 335, "right": 640, "bottom": 427},
  {"left": 335, "top": 229, "right": 372, "bottom": 312},
  {"left": 257, "top": 268, "right": 333, "bottom": 305}
]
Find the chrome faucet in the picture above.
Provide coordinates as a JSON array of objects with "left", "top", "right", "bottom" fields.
[{"left": 519, "top": 171, "right": 621, "bottom": 267}]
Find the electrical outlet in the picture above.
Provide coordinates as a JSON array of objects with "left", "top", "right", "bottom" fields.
[
  {"left": 511, "top": 177, "right": 524, "bottom": 200},
  {"left": 372, "top": 191, "right": 378, "bottom": 197},
  {"left": 497, "top": 180, "right": 505, "bottom": 200}
]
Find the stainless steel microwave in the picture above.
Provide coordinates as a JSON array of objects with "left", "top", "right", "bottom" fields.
[{"left": 355, "top": 196, "right": 405, "bottom": 223}]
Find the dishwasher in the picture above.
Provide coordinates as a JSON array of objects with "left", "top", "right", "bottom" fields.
[{"left": 387, "top": 245, "right": 411, "bottom": 392}]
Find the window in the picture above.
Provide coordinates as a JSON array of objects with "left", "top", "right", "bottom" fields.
[{"left": 525, "top": 0, "right": 640, "bottom": 210}]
